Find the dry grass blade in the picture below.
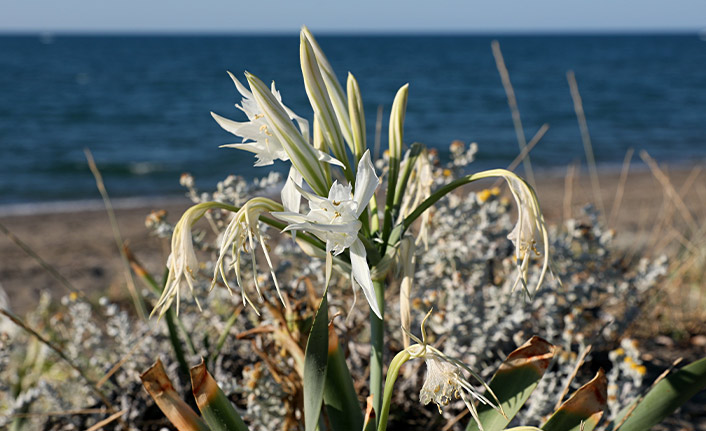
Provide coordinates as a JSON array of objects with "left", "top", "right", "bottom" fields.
[
  {"left": 567, "top": 70, "right": 606, "bottom": 225},
  {"left": 84, "top": 409, "right": 127, "bottom": 431},
  {"left": 612, "top": 357, "right": 683, "bottom": 430},
  {"left": 554, "top": 345, "right": 593, "bottom": 411},
  {"left": 0, "top": 308, "right": 115, "bottom": 411},
  {"left": 608, "top": 148, "right": 634, "bottom": 229},
  {"left": 11, "top": 408, "right": 108, "bottom": 418},
  {"left": 84, "top": 148, "right": 147, "bottom": 320},
  {"left": 97, "top": 325, "right": 156, "bottom": 387},
  {"left": 0, "top": 220, "right": 78, "bottom": 296},
  {"left": 491, "top": 123, "right": 550, "bottom": 189},
  {"left": 492, "top": 40, "right": 535, "bottom": 186},
  {"left": 563, "top": 163, "right": 577, "bottom": 222},
  {"left": 639, "top": 150, "right": 698, "bottom": 232}
]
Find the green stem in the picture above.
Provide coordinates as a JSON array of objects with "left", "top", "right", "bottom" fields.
[
  {"left": 369, "top": 194, "right": 380, "bottom": 236},
  {"left": 377, "top": 350, "right": 412, "bottom": 431},
  {"left": 392, "top": 143, "right": 424, "bottom": 210},
  {"left": 369, "top": 279, "right": 386, "bottom": 426},
  {"left": 210, "top": 308, "right": 242, "bottom": 363},
  {"left": 403, "top": 170, "right": 508, "bottom": 231},
  {"left": 165, "top": 310, "right": 190, "bottom": 376}
]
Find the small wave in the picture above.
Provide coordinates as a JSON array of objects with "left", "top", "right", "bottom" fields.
[{"left": 129, "top": 162, "right": 163, "bottom": 175}]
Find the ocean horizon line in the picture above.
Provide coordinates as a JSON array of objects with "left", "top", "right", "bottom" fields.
[{"left": 0, "top": 29, "right": 702, "bottom": 38}]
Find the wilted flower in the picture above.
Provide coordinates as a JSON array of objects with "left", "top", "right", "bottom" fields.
[{"left": 273, "top": 150, "right": 381, "bottom": 318}]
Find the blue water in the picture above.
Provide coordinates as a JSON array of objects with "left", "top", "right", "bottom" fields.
[{"left": 1, "top": 34, "right": 705, "bottom": 204}]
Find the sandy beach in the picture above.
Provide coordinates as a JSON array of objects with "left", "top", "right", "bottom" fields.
[{"left": 1, "top": 163, "right": 703, "bottom": 314}]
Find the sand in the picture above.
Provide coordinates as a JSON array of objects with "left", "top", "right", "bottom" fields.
[{"left": 1, "top": 163, "right": 704, "bottom": 314}]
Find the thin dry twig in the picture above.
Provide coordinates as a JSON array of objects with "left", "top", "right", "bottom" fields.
[
  {"left": 84, "top": 148, "right": 147, "bottom": 320},
  {"left": 492, "top": 40, "right": 535, "bottom": 186},
  {"left": 84, "top": 409, "right": 127, "bottom": 431},
  {"left": 567, "top": 70, "right": 606, "bottom": 224},
  {"left": 608, "top": 148, "right": 634, "bottom": 229}
]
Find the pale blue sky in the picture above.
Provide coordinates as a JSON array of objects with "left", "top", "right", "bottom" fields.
[{"left": 1, "top": 0, "right": 705, "bottom": 33}]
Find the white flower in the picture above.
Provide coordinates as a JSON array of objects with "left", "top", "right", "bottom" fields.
[
  {"left": 273, "top": 150, "right": 381, "bottom": 318},
  {"left": 211, "top": 71, "right": 308, "bottom": 167},
  {"left": 465, "top": 169, "right": 551, "bottom": 296},
  {"left": 153, "top": 203, "right": 215, "bottom": 316},
  {"left": 212, "top": 197, "right": 283, "bottom": 313},
  {"left": 503, "top": 174, "right": 550, "bottom": 296},
  {"left": 404, "top": 310, "right": 501, "bottom": 431}
]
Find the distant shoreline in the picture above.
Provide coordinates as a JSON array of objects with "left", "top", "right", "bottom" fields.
[
  {"left": 1, "top": 162, "right": 703, "bottom": 314},
  {"left": 0, "top": 159, "right": 701, "bottom": 217}
]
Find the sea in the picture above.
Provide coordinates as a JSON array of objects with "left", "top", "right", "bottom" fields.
[{"left": 1, "top": 33, "right": 705, "bottom": 207}]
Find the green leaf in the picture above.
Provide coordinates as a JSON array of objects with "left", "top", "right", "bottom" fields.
[
  {"left": 466, "top": 336, "right": 555, "bottom": 431},
  {"left": 608, "top": 356, "right": 706, "bottom": 431},
  {"left": 304, "top": 293, "right": 329, "bottom": 431},
  {"left": 324, "top": 329, "right": 364, "bottom": 431},
  {"left": 190, "top": 359, "right": 249, "bottom": 431},
  {"left": 541, "top": 369, "right": 607, "bottom": 431}
]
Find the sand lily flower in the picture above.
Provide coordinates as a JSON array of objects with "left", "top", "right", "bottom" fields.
[
  {"left": 212, "top": 71, "right": 341, "bottom": 197},
  {"left": 153, "top": 202, "right": 219, "bottom": 316},
  {"left": 212, "top": 197, "right": 283, "bottom": 313},
  {"left": 455, "top": 169, "right": 550, "bottom": 296},
  {"left": 502, "top": 173, "right": 550, "bottom": 296},
  {"left": 273, "top": 150, "right": 381, "bottom": 318},
  {"left": 381, "top": 310, "right": 502, "bottom": 431},
  {"left": 211, "top": 72, "right": 308, "bottom": 167}
]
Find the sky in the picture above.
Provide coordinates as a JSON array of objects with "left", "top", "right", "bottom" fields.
[{"left": 1, "top": 0, "right": 705, "bottom": 34}]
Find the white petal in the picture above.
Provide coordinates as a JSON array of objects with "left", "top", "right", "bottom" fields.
[
  {"left": 281, "top": 167, "right": 303, "bottom": 213},
  {"left": 328, "top": 181, "right": 353, "bottom": 203},
  {"left": 316, "top": 150, "right": 345, "bottom": 167},
  {"left": 227, "top": 71, "right": 253, "bottom": 99},
  {"left": 350, "top": 238, "right": 382, "bottom": 318},
  {"left": 211, "top": 111, "right": 249, "bottom": 136},
  {"left": 353, "top": 150, "right": 379, "bottom": 218}
]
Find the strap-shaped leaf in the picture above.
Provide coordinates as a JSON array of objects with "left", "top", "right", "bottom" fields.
[
  {"left": 608, "top": 356, "right": 706, "bottom": 431},
  {"left": 541, "top": 369, "right": 607, "bottom": 431},
  {"left": 190, "top": 359, "right": 249, "bottom": 431},
  {"left": 324, "top": 324, "right": 364, "bottom": 431},
  {"left": 140, "top": 359, "right": 210, "bottom": 431},
  {"left": 466, "top": 336, "right": 555, "bottom": 431},
  {"left": 304, "top": 293, "right": 329, "bottom": 431}
]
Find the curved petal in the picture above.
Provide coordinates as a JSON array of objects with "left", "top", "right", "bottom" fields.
[
  {"left": 281, "top": 167, "right": 303, "bottom": 213},
  {"left": 350, "top": 238, "right": 382, "bottom": 318},
  {"left": 353, "top": 150, "right": 379, "bottom": 218}
]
